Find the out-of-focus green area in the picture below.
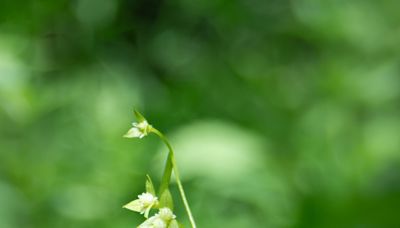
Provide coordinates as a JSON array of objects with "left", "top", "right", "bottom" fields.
[{"left": 1, "top": 0, "right": 400, "bottom": 227}]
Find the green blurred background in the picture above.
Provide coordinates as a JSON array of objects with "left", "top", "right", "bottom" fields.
[{"left": 1, "top": 0, "right": 400, "bottom": 227}]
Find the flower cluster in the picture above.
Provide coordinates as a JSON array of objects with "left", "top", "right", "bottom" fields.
[
  {"left": 123, "top": 110, "right": 186, "bottom": 228},
  {"left": 124, "top": 192, "right": 178, "bottom": 228}
]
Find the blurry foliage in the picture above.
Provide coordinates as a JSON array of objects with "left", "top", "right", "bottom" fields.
[{"left": 1, "top": 0, "right": 400, "bottom": 227}]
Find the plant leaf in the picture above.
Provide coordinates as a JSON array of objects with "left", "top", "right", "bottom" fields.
[
  {"left": 159, "top": 188, "right": 174, "bottom": 210},
  {"left": 145, "top": 174, "right": 156, "bottom": 195},
  {"left": 134, "top": 109, "right": 146, "bottom": 122},
  {"left": 158, "top": 152, "right": 173, "bottom": 195}
]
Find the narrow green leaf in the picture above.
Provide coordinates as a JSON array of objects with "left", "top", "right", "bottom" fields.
[
  {"left": 134, "top": 109, "right": 146, "bottom": 122},
  {"left": 158, "top": 152, "right": 173, "bottom": 195},
  {"left": 168, "top": 219, "right": 179, "bottom": 228},
  {"left": 145, "top": 174, "right": 156, "bottom": 195},
  {"left": 159, "top": 188, "right": 174, "bottom": 210}
]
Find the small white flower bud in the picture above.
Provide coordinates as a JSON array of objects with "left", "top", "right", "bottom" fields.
[
  {"left": 138, "top": 208, "right": 177, "bottom": 228},
  {"left": 157, "top": 208, "right": 176, "bottom": 221},
  {"left": 124, "top": 120, "right": 152, "bottom": 138},
  {"left": 123, "top": 192, "right": 158, "bottom": 218}
]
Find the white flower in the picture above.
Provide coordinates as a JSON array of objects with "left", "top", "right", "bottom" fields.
[
  {"left": 138, "top": 192, "right": 158, "bottom": 208},
  {"left": 157, "top": 208, "right": 176, "bottom": 221},
  {"left": 138, "top": 216, "right": 167, "bottom": 228},
  {"left": 124, "top": 120, "right": 152, "bottom": 138},
  {"left": 123, "top": 192, "right": 158, "bottom": 218},
  {"left": 138, "top": 208, "right": 176, "bottom": 228}
]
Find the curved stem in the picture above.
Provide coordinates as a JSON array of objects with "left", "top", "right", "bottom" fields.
[{"left": 151, "top": 128, "right": 197, "bottom": 228}]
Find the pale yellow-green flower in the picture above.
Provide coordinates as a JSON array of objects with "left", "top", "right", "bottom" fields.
[
  {"left": 123, "top": 192, "right": 158, "bottom": 218},
  {"left": 138, "top": 216, "right": 166, "bottom": 228},
  {"left": 124, "top": 120, "right": 152, "bottom": 138},
  {"left": 157, "top": 208, "right": 176, "bottom": 221},
  {"left": 138, "top": 208, "right": 177, "bottom": 228}
]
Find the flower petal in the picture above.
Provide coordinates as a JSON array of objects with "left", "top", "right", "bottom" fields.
[
  {"left": 123, "top": 199, "right": 143, "bottom": 212},
  {"left": 139, "top": 216, "right": 167, "bottom": 228},
  {"left": 124, "top": 127, "right": 142, "bottom": 138},
  {"left": 168, "top": 219, "right": 179, "bottom": 228},
  {"left": 144, "top": 202, "right": 154, "bottom": 218}
]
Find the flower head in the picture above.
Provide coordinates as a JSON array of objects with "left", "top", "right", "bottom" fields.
[
  {"left": 123, "top": 192, "right": 158, "bottom": 218},
  {"left": 138, "top": 192, "right": 158, "bottom": 207},
  {"left": 157, "top": 208, "right": 176, "bottom": 221},
  {"left": 138, "top": 208, "right": 177, "bottom": 228},
  {"left": 138, "top": 216, "right": 166, "bottom": 228},
  {"left": 124, "top": 120, "right": 152, "bottom": 138}
]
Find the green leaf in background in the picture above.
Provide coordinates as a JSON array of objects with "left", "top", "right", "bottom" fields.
[
  {"left": 145, "top": 174, "right": 156, "bottom": 196},
  {"left": 159, "top": 188, "right": 174, "bottom": 210}
]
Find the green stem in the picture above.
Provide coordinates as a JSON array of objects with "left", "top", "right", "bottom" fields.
[{"left": 151, "top": 128, "right": 197, "bottom": 228}]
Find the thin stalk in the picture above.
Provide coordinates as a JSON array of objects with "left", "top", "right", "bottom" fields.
[{"left": 151, "top": 128, "right": 197, "bottom": 228}]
